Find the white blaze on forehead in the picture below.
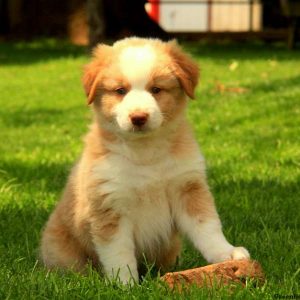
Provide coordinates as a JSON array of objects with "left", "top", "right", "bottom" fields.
[{"left": 119, "top": 46, "right": 156, "bottom": 88}]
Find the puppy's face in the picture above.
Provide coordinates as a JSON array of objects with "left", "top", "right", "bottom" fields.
[{"left": 83, "top": 38, "right": 199, "bottom": 136}]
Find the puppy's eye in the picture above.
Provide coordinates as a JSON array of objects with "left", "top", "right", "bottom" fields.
[
  {"left": 115, "top": 87, "right": 127, "bottom": 95},
  {"left": 151, "top": 87, "right": 161, "bottom": 94}
]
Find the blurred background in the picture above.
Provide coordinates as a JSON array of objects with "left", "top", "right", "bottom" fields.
[
  {"left": 0, "top": 2, "right": 299, "bottom": 298},
  {"left": 0, "top": 0, "right": 299, "bottom": 49}
]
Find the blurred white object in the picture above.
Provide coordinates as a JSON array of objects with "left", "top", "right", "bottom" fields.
[{"left": 146, "top": 0, "right": 262, "bottom": 32}]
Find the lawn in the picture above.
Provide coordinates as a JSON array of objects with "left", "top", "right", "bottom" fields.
[{"left": 0, "top": 39, "right": 299, "bottom": 299}]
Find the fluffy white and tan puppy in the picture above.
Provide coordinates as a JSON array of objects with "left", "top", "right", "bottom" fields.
[{"left": 40, "top": 37, "right": 249, "bottom": 284}]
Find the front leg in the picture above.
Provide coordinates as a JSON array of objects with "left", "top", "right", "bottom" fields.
[
  {"left": 91, "top": 211, "right": 138, "bottom": 284},
  {"left": 175, "top": 180, "right": 250, "bottom": 263}
]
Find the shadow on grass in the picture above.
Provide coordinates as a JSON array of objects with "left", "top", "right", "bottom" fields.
[
  {"left": 0, "top": 159, "right": 70, "bottom": 261},
  {"left": 0, "top": 158, "right": 70, "bottom": 194},
  {"left": 0, "top": 204, "right": 48, "bottom": 260},
  {"left": 0, "top": 107, "right": 65, "bottom": 127},
  {"left": 186, "top": 41, "right": 300, "bottom": 61},
  {"left": 0, "top": 39, "right": 87, "bottom": 66},
  {"left": 0, "top": 106, "right": 85, "bottom": 128},
  {"left": 208, "top": 172, "right": 300, "bottom": 230},
  {"left": 1, "top": 39, "right": 300, "bottom": 66},
  {"left": 245, "top": 74, "right": 300, "bottom": 94}
]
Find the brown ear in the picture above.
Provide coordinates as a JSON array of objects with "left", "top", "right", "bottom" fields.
[
  {"left": 82, "top": 44, "right": 112, "bottom": 105},
  {"left": 167, "top": 40, "right": 199, "bottom": 99}
]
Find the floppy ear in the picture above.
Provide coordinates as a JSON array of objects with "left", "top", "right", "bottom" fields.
[
  {"left": 82, "top": 44, "right": 112, "bottom": 105},
  {"left": 167, "top": 40, "right": 199, "bottom": 99}
]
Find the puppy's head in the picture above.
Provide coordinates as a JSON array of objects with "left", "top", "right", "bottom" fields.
[{"left": 83, "top": 38, "right": 199, "bottom": 136}]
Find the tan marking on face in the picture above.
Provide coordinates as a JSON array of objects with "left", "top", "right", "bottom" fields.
[
  {"left": 147, "top": 67, "right": 181, "bottom": 91},
  {"left": 146, "top": 69, "right": 187, "bottom": 124},
  {"left": 166, "top": 40, "right": 200, "bottom": 99},
  {"left": 82, "top": 44, "right": 114, "bottom": 104}
]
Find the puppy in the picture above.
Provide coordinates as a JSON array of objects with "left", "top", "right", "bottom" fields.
[{"left": 40, "top": 37, "right": 249, "bottom": 284}]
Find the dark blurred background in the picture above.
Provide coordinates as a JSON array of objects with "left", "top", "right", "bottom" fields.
[{"left": 0, "top": 0, "right": 299, "bottom": 48}]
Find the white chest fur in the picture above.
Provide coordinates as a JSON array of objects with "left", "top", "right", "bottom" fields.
[{"left": 90, "top": 142, "right": 205, "bottom": 256}]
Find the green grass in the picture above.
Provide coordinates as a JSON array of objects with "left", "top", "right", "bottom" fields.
[{"left": 0, "top": 39, "right": 299, "bottom": 299}]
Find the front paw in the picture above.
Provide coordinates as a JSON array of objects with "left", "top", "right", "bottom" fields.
[
  {"left": 230, "top": 246, "right": 250, "bottom": 260},
  {"left": 115, "top": 268, "right": 139, "bottom": 286},
  {"left": 211, "top": 246, "right": 250, "bottom": 263}
]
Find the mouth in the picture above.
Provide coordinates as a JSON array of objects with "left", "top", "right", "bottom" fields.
[
  {"left": 124, "top": 123, "right": 161, "bottom": 137},
  {"left": 131, "top": 125, "right": 151, "bottom": 133}
]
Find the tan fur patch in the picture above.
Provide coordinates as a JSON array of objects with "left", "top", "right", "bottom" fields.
[
  {"left": 170, "top": 122, "right": 198, "bottom": 157},
  {"left": 41, "top": 214, "right": 87, "bottom": 271},
  {"left": 91, "top": 208, "right": 121, "bottom": 242},
  {"left": 83, "top": 123, "right": 113, "bottom": 159},
  {"left": 166, "top": 41, "right": 200, "bottom": 99},
  {"left": 182, "top": 181, "right": 217, "bottom": 219},
  {"left": 145, "top": 65, "right": 187, "bottom": 124},
  {"left": 82, "top": 44, "right": 114, "bottom": 104}
]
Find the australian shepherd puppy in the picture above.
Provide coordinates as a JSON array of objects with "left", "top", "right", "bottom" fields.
[{"left": 40, "top": 37, "right": 249, "bottom": 284}]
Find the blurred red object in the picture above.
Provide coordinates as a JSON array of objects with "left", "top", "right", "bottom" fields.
[{"left": 147, "top": 0, "right": 160, "bottom": 23}]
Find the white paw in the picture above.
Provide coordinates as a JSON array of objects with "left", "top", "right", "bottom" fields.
[
  {"left": 213, "top": 246, "right": 250, "bottom": 263},
  {"left": 230, "top": 246, "right": 250, "bottom": 260},
  {"left": 111, "top": 268, "right": 139, "bottom": 286},
  {"left": 208, "top": 246, "right": 250, "bottom": 264}
]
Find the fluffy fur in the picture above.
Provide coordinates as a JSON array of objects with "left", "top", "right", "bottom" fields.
[{"left": 40, "top": 37, "right": 249, "bottom": 284}]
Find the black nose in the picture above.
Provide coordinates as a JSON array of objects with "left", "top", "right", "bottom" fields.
[{"left": 130, "top": 112, "right": 149, "bottom": 127}]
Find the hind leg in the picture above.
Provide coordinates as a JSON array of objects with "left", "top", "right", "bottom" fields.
[
  {"left": 40, "top": 215, "right": 87, "bottom": 272},
  {"left": 155, "top": 231, "right": 181, "bottom": 271}
]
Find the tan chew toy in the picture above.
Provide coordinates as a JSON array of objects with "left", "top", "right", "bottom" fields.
[{"left": 161, "top": 259, "right": 264, "bottom": 290}]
